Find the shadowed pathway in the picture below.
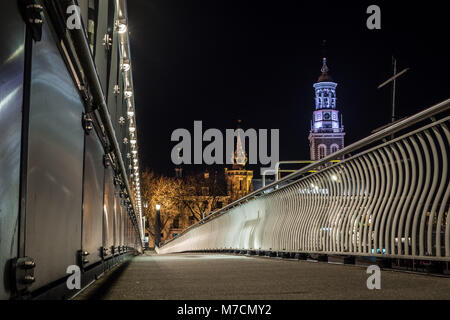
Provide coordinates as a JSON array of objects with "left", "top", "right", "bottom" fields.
[{"left": 76, "top": 252, "right": 450, "bottom": 300}]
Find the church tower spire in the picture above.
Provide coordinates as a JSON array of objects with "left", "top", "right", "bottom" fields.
[
  {"left": 308, "top": 58, "right": 345, "bottom": 161},
  {"left": 318, "top": 57, "right": 333, "bottom": 83},
  {"left": 233, "top": 119, "right": 248, "bottom": 169},
  {"left": 225, "top": 120, "right": 253, "bottom": 202}
]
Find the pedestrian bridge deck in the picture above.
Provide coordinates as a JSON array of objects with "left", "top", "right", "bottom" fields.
[{"left": 76, "top": 252, "right": 450, "bottom": 300}]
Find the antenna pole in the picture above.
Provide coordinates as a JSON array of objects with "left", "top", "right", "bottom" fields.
[
  {"left": 378, "top": 57, "right": 409, "bottom": 124},
  {"left": 392, "top": 56, "right": 397, "bottom": 123}
]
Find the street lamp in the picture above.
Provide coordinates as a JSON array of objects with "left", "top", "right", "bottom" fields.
[{"left": 155, "top": 204, "right": 161, "bottom": 248}]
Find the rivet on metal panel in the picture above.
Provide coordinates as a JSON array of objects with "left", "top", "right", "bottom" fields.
[
  {"left": 23, "top": 275, "right": 35, "bottom": 284},
  {"left": 102, "top": 33, "right": 112, "bottom": 50},
  {"left": 19, "top": 0, "right": 43, "bottom": 41},
  {"left": 114, "top": 85, "right": 120, "bottom": 96},
  {"left": 82, "top": 113, "right": 94, "bottom": 134},
  {"left": 10, "top": 257, "right": 36, "bottom": 294},
  {"left": 101, "top": 247, "right": 109, "bottom": 259},
  {"left": 78, "top": 250, "right": 90, "bottom": 267},
  {"left": 103, "top": 154, "right": 112, "bottom": 168}
]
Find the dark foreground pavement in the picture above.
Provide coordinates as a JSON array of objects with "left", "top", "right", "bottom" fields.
[{"left": 76, "top": 252, "right": 450, "bottom": 300}]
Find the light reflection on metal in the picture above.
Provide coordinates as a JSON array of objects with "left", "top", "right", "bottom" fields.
[{"left": 115, "top": 0, "right": 144, "bottom": 242}]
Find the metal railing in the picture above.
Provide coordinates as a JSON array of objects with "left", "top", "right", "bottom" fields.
[{"left": 158, "top": 99, "right": 450, "bottom": 261}]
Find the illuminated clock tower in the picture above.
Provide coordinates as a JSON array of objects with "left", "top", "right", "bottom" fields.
[{"left": 308, "top": 58, "right": 345, "bottom": 160}]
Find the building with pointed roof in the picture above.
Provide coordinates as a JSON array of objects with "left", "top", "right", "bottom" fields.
[
  {"left": 308, "top": 58, "right": 345, "bottom": 160},
  {"left": 225, "top": 120, "right": 254, "bottom": 202}
]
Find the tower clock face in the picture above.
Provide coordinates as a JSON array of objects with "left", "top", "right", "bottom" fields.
[{"left": 323, "top": 112, "right": 331, "bottom": 120}]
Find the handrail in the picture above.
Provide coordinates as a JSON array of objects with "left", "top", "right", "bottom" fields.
[{"left": 161, "top": 98, "right": 450, "bottom": 247}]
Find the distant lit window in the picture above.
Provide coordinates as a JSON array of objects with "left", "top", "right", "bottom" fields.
[
  {"left": 331, "top": 144, "right": 339, "bottom": 154},
  {"left": 318, "top": 145, "right": 327, "bottom": 159}
]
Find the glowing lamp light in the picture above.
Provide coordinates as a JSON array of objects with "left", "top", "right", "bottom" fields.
[
  {"left": 331, "top": 175, "right": 338, "bottom": 181},
  {"left": 127, "top": 110, "right": 135, "bottom": 117},
  {"left": 117, "top": 23, "right": 127, "bottom": 34},
  {"left": 155, "top": 204, "right": 161, "bottom": 210},
  {"left": 124, "top": 89, "right": 133, "bottom": 98},
  {"left": 130, "top": 139, "right": 137, "bottom": 145},
  {"left": 129, "top": 126, "right": 136, "bottom": 133},
  {"left": 121, "top": 63, "right": 130, "bottom": 72}
]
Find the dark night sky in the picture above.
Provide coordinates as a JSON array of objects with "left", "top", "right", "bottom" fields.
[{"left": 127, "top": 0, "right": 450, "bottom": 177}]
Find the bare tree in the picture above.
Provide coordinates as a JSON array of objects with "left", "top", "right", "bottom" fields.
[
  {"left": 177, "top": 171, "right": 227, "bottom": 222},
  {"left": 140, "top": 170, "right": 183, "bottom": 245}
]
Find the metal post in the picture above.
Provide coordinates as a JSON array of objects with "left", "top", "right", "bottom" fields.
[
  {"left": 155, "top": 207, "right": 161, "bottom": 247},
  {"left": 392, "top": 56, "right": 397, "bottom": 123},
  {"left": 262, "top": 169, "right": 277, "bottom": 187},
  {"left": 377, "top": 57, "right": 409, "bottom": 126}
]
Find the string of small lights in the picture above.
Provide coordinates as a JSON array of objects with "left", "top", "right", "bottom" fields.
[{"left": 116, "top": 0, "right": 143, "bottom": 242}]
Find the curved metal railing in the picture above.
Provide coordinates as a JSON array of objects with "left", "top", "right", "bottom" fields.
[{"left": 158, "top": 99, "right": 450, "bottom": 261}]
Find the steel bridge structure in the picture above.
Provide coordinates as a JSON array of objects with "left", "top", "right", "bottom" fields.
[
  {"left": 0, "top": 0, "right": 143, "bottom": 299},
  {"left": 1, "top": 0, "right": 450, "bottom": 301}
]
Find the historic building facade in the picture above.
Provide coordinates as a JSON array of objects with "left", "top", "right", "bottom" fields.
[
  {"left": 308, "top": 58, "right": 345, "bottom": 160},
  {"left": 162, "top": 123, "right": 253, "bottom": 242},
  {"left": 225, "top": 125, "right": 254, "bottom": 202}
]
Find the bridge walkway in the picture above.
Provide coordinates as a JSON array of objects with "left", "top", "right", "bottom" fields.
[{"left": 75, "top": 252, "right": 450, "bottom": 300}]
